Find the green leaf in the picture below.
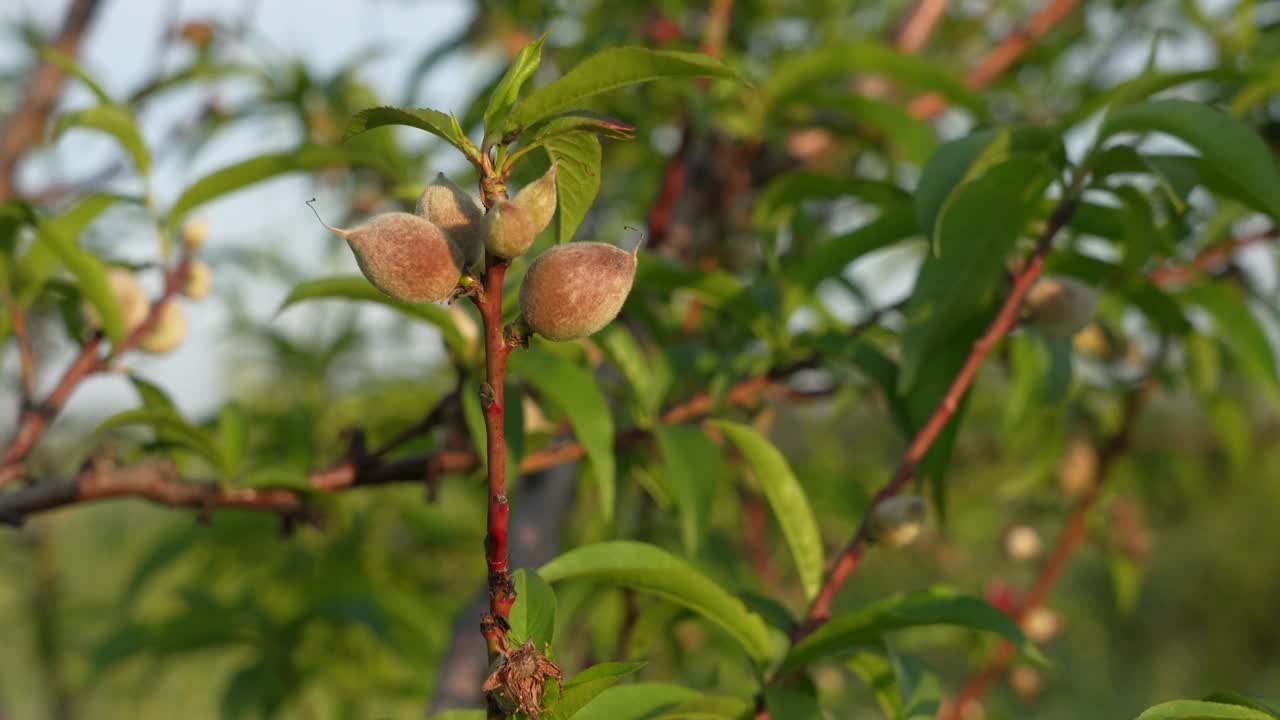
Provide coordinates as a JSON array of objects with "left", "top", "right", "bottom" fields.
[
  {"left": 569, "top": 683, "right": 700, "bottom": 720},
  {"left": 15, "top": 193, "right": 135, "bottom": 306},
  {"left": 789, "top": 205, "right": 919, "bottom": 291},
  {"left": 596, "top": 324, "right": 660, "bottom": 423},
  {"left": 1184, "top": 285, "right": 1277, "bottom": 386},
  {"left": 428, "top": 712, "right": 485, "bottom": 720},
  {"left": 522, "top": 113, "right": 636, "bottom": 147},
  {"left": 848, "top": 651, "right": 941, "bottom": 720},
  {"left": 543, "top": 131, "right": 602, "bottom": 243},
  {"left": 277, "top": 276, "right": 464, "bottom": 356},
  {"left": 539, "top": 542, "right": 773, "bottom": 662},
  {"left": 650, "top": 696, "right": 752, "bottom": 719},
  {"left": 96, "top": 409, "right": 225, "bottom": 469},
  {"left": 781, "top": 587, "right": 1043, "bottom": 672},
  {"left": 550, "top": 662, "right": 646, "bottom": 720},
  {"left": 900, "top": 156, "right": 1055, "bottom": 390},
  {"left": 654, "top": 425, "right": 724, "bottom": 555},
  {"left": 344, "top": 106, "right": 479, "bottom": 161},
  {"left": 764, "top": 43, "right": 986, "bottom": 119},
  {"left": 1098, "top": 99, "right": 1280, "bottom": 220},
  {"left": 507, "top": 48, "right": 739, "bottom": 133},
  {"left": 36, "top": 46, "right": 112, "bottom": 103},
  {"left": 33, "top": 223, "right": 124, "bottom": 344},
  {"left": 754, "top": 172, "right": 910, "bottom": 228},
  {"left": 510, "top": 569, "right": 557, "bottom": 649},
  {"left": 711, "top": 421, "right": 825, "bottom": 601},
  {"left": 509, "top": 348, "right": 615, "bottom": 519},
  {"left": 484, "top": 32, "right": 548, "bottom": 145},
  {"left": 1135, "top": 700, "right": 1276, "bottom": 720},
  {"left": 54, "top": 104, "right": 151, "bottom": 177},
  {"left": 1201, "top": 693, "right": 1280, "bottom": 718},
  {"left": 168, "top": 145, "right": 361, "bottom": 234}
]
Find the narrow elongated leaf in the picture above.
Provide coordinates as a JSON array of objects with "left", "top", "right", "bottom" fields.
[
  {"left": 570, "top": 683, "right": 700, "bottom": 720},
  {"left": 168, "top": 145, "right": 360, "bottom": 234},
  {"left": 15, "top": 193, "right": 136, "bottom": 306},
  {"left": 55, "top": 104, "right": 150, "bottom": 177},
  {"left": 277, "top": 276, "right": 464, "bottom": 356},
  {"left": 509, "top": 348, "right": 615, "bottom": 519},
  {"left": 654, "top": 425, "right": 724, "bottom": 555},
  {"left": 344, "top": 106, "right": 478, "bottom": 159},
  {"left": 595, "top": 324, "right": 660, "bottom": 423},
  {"left": 711, "top": 421, "right": 824, "bottom": 601},
  {"left": 781, "top": 587, "right": 1042, "bottom": 672},
  {"left": 765, "top": 43, "right": 986, "bottom": 118},
  {"left": 484, "top": 33, "right": 548, "bottom": 144},
  {"left": 507, "top": 48, "right": 738, "bottom": 132},
  {"left": 1201, "top": 693, "right": 1280, "bottom": 718},
  {"left": 36, "top": 46, "right": 112, "bottom": 103},
  {"left": 650, "top": 696, "right": 753, "bottom": 719},
  {"left": 543, "top": 131, "right": 602, "bottom": 243},
  {"left": 96, "top": 409, "right": 225, "bottom": 469},
  {"left": 551, "top": 662, "right": 646, "bottom": 720},
  {"left": 789, "top": 205, "right": 920, "bottom": 290},
  {"left": 33, "top": 223, "right": 123, "bottom": 343},
  {"left": 1135, "top": 701, "right": 1275, "bottom": 720},
  {"left": 523, "top": 113, "right": 636, "bottom": 147},
  {"left": 1099, "top": 99, "right": 1280, "bottom": 220},
  {"left": 754, "top": 172, "right": 910, "bottom": 228},
  {"left": 900, "top": 156, "right": 1054, "bottom": 390},
  {"left": 1184, "top": 284, "right": 1278, "bottom": 386},
  {"left": 539, "top": 542, "right": 773, "bottom": 662},
  {"left": 509, "top": 569, "right": 557, "bottom": 649}
]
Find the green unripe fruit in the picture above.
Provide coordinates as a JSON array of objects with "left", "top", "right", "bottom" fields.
[
  {"left": 518, "top": 241, "right": 637, "bottom": 341},
  {"left": 322, "top": 212, "right": 464, "bottom": 303},
  {"left": 1024, "top": 276, "right": 1098, "bottom": 338},
  {"left": 512, "top": 163, "right": 558, "bottom": 236},
  {"left": 84, "top": 268, "right": 150, "bottom": 336},
  {"left": 484, "top": 200, "right": 536, "bottom": 260},
  {"left": 182, "top": 261, "right": 212, "bottom": 300},
  {"left": 139, "top": 301, "right": 187, "bottom": 354},
  {"left": 416, "top": 173, "right": 484, "bottom": 269},
  {"left": 866, "top": 495, "right": 927, "bottom": 547}
]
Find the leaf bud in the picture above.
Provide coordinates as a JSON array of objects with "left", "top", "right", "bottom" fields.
[
  {"left": 518, "top": 241, "right": 637, "bottom": 341},
  {"left": 417, "top": 173, "right": 484, "bottom": 269}
]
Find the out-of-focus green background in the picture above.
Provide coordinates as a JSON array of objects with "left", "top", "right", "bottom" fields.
[{"left": 2, "top": 1, "right": 1278, "bottom": 718}]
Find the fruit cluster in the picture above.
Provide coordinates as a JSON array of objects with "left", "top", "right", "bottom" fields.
[{"left": 322, "top": 164, "right": 637, "bottom": 342}]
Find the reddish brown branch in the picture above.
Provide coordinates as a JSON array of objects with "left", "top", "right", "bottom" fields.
[
  {"left": 908, "top": 0, "right": 1084, "bottom": 119},
  {"left": 798, "top": 194, "right": 1082, "bottom": 638},
  {"left": 9, "top": 299, "right": 36, "bottom": 404},
  {"left": 941, "top": 385, "right": 1151, "bottom": 719},
  {"left": 1148, "top": 227, "right": 1278, "bottom": 286},
  {"left": 0, "top": 0, "right": 103, "bottom": 200},
  {"left": 896, "top": 0, "right": 953, "bottom": 52}
]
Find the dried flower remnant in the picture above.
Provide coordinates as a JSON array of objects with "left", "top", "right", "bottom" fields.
[{"left": 482, "top": 639, "right": 563, "bottom": 718}]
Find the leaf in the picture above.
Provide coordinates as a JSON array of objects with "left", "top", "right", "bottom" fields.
[
  {"left": 33, "top": 223, "right": 124, "bottom": 344},
  {"left": 569, "top": 683, "right": 700, "bottom": 720},
  {"left": 507, "top": 48, "right": 739, "bottom": 133},
  {"left": 129, "top": 375, "right": 177, "bottom": 413},
  {"left": 523, "top": 113, "right": 636, "bottom": 147},
  {"left": 754, "top": 172, "right": 911, "bottom": 228},
  {"left": 344, "top": 105, "right": 479, "bottom": 161},
  {"left": 277, "top": 276, "right": 465, "bottom": 356},
  {"left": 653, "top": 425, "right": 724, "bottom": 555},
  {"left": 650, "top": 696, "right": 753, "bottom": 719},
  {"left": 595, "top": 324, "right": 660, "bottom": 423},
  {"left": 1098, "top": 99, "right": 1280, "bottom": 220},
  {"left": 509, "top": 569, "right": 557, "bottom": 649},
  {"left": 788, "top": 205, "right": 919, "bottom": 291},
  {"left": 1183, "top": 284, "right": 1278, "bottom": 386},
  {"left": 54, "top": 104, "right": 151, "bottom": 177},
  {"left": 428, "top": 712, "right": 485, "bottom": 720},
  {"left": 15, "top": 193, "right": 135, "bottom": 306},
  {"left": 96, "top": 409, "right": 225, "bottom": 469},
  {"left": 550, "top": 662, "right": 646, "bottom": 720},
  {"left": 484, "top": 32, "right": 549, "bottom": 145},
  {"left": 36, "top": 46, "right": 112, "bottom": 103},
  {"left": 168, "top": 144, "right": 362, "bottom": 234},
  {"left": 848, "top": 649, "right": 943, "bottom": 720},
  {"left": 1135, "top": 701, "right": 1276, "bottom": 720},
  {"left": 543, "top": 131, "right": 602, "bottom": 243},
  {"left": 1201, "top": 693, "right": 1280, "bottom": 718},
  {"left": 509, "top": 348, "right": 616, "bottom": 520},
  {"left": 539, "top": 542, "right": 774, "bottom": 662},
  {"left": 780, "top": 586, "right": 1043, "bottom": 672},
  {"left": 900, "top": 156, "right": 1055, "bottom": 390},
  {"left": 764, "top": 43, "right": 986, "bottom": 119},
  {"left": 710, "top": 421, "right": 825, "bottom": 601}
]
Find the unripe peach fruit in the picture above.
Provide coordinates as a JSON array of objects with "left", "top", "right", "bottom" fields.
[
  {"left": 518, "top": 241, "right": 637, "bottom": 341},
  {"left": 512, "top": 163, "right": 557, "bottom": 236},
  {"left": 320, "top": 211, "right": 463, "bottom": 303},
  {"left": 1024, "top": 276, "right": 1099, "bottom": 338},
  {"left": 84, "top": 268, "right": 150, "bottom": 336},
  {"left": 866, "top": 495, "right": 927, "bottom": 547},
  {"left": 417, "top": 173, "right": 484, "bottom": 268},
  {"left": 484, "top": 200, "right": 536, "bottom": 260},
  {"left": 182, "top": 261, "right": 212, "bottom": 300},
  {"left": 139, "top": 301, "right": 186, "bottom": 354},
  {"left": 181, "top": 218, "right": 209, "bottom": 252}
]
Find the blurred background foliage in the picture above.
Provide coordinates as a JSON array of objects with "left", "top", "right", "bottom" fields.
[{"left": 1, "top": 0, "right": 1279, "bottom": 718}]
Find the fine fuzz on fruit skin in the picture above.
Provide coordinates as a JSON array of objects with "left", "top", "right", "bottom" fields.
[
  {"left": 484, "top": 200, "right": 536, "bottom": 260},
  {"left": 324, "top": 212, "right": 464, "bottom": 303},
  {"left": 84, "top": 268, "right": 151, "bottom": 336},
  {"left": 866, "top": 495, "right": 927, "bottom": 547},
  {"left": 512, "top": 163, "right": 557, "bottom": 236},
  {"left": 1024, "top": 276, "right": 1099, "bottom": 338},
  {"left": 518, "top": 241, "right": 637, "bottom": 341},
  {"left": 139, "top": 301, "right": 186, "bottom": 354},
  {"left": 417, "top": 173, "right": 484, "bottom": 268},
  {"left": 182, "top": 261, "right": 212, "bottom": 300}
]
